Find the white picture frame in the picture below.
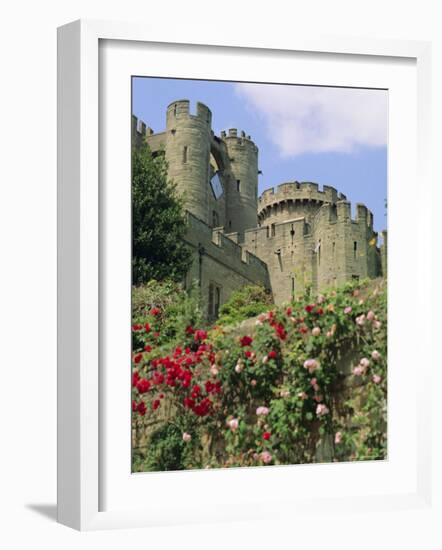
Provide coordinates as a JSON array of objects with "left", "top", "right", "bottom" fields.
[{"left": 57, "top": 19, "right": 432, "bottom": 531}]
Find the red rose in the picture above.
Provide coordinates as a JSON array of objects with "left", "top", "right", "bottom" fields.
[
  {"left": 286, "top": 307, "right": 292, "bottom": 316},
  {"left": 132, "top": 324, "right": 143, "bottom": 331},
  {"left": 132, "top": 371, "right": 140, "bottom": 387},
  {"left": 144, "top": 344, "right": 152, "bottom": 352},
  {"left": 150, "top": 307, "right": 161, "bottom": 316},
  {"left": 305, "top": 304, "right": 316, "bottom": 314},
  {"left": 240, "top": 335, "right": 253, "bottom": 347},
  {"left": 275, "top": 324, "right": 287, "bottom": 340},
  {"left": 133, "top": 353, "right": 143, "bottom": 364},
  {"left": 183, "top": 397, "right": 195, "bottom": 409},
  {"left": 194, "top": 329, "right": 208, "bottom": 342},
  {"left": 185, "top": 325, "right": 195, "bottom": 335},
  {"left": 244, "top": 350, "right": 252, "bottom": 358},
  {"left": 316, "top": 307, "right": 324, "bottom": 315},
  {"left": 268, "top": 350, "right": 277, "bottom": 359},
  {"left": 152, "top": 373, "right": 164, "bottom": 385},
  {"left": 132, "top": 400, "right": 137, "bottom": 412},
  {"left": 263, "top": 432, "right": 271, "bottom": 440},
  {"left": 152, "top": 399, "right": 161, "bottom": 411},
  {"left": 144, "top": 322, "right": 151, "bottom": 333},
  {"left": 136, "top": 401, "right": 147, "bottom": 416},
  {"left": 136, "top": 378, "right": 151, "bottom": 394}
]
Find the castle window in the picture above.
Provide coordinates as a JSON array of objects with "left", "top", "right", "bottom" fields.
[
  {"left": 236, "top": 180, "right": 240, "bottom": 192},
  {"left": 210, "top": 172, "right": 223, "bottom": 199},
  {"left": 174, "top": 103, "right": 177, "bottom": 116},
  {"left": 290, "top": 224, "right": 295, "bottom": 244},
  {"left": 208, "top": 284, "right": 214, "bottom": 316},
  {"left": 212, "top": 210, "right": 219, "bottom": 227},
  {"left": 229, "top": 220, "right": 232, "bottom": 230},
  {"left": 183, "top": 146, "right": 188, "bottom": 164},
  {"left": 266, "top": 226, "right": 270, "bottom": 238},
  {"left": 208, "top": 283, "right": 221, "bottom": 319},
  {"left": 353, "top": 241, "right": 358, "bottom": 259},
  {"left": 271, "top": 224, "right": 276, "bottom": 237},
  {"left": 332, "top": 241, "right": 336, "bottom": 257}
]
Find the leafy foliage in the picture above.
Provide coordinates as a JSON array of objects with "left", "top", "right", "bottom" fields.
[
  {"left": 132, "top": 279, "right": 204, "bottom": 352},
  {"left": 217, "top": 285, "right": 273, "bottom": 326},
  {"left": 132, "top": 146, "right": 192, "bottom": 284}
]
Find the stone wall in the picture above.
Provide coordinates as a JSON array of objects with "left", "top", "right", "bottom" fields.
[{"left": 183, "top": 212, "right": 271, "bottom": 317}]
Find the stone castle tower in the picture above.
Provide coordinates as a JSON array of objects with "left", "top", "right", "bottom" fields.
[{"left": 132, "top": 99, "right": 387, "bottom": 315}]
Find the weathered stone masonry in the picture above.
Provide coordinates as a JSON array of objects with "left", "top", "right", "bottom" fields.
[{"left": 132, "top": 99, "right": 387, "bottom": 316}]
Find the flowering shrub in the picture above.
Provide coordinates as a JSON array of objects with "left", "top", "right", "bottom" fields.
[{"left": 132, "top": 278, "right": 387, "bottom": 471}]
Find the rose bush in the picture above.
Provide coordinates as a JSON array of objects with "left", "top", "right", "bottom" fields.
[{"left": 132, "top": 278, "right": 387, "bottom": 471}]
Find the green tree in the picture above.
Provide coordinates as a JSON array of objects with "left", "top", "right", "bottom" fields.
[{"left": 132, "top": 146, "right": 192, "bottom": 284}]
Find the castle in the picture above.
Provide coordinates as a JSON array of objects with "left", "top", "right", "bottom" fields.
[{"left": 132, "top": 99, "right": 387, "bottom": 317}]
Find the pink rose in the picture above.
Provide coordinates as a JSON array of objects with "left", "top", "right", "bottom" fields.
[
  {"left": 256, "top": 406, "right": 270, "bottom": 416},
  {"left": 316, "top": 403, "right": 329, "bottom": 417},
  {"left": 356, "top": 314, "right": 366, "bottom": 326},
  {"left": 344, "top": 306, "right": 352, "bottom": 314},
  {"left": 372, "top": 374, "right": 382, "bottom": 384},
  {"left": 260, "top": 451, "right": 273, "bottom": 464},
  {"left": 235, "top": 362, "right": 244, "bottom": 373},
  {"left": 371, "top": 350, "right": 381, "bottom": 361},
  {"left": 303, "top": 358, "right": 319, "bottom": 373},
  {"left": 334, "top": 431, "right": 342, "bottom": 444},
  {"left": 367, "top": 310, "right": 375, "bottom": 321},
  {"left": 359, "top": 357, "right": 370, "bottom": 369},
  {"left": 312, "top": 327, "right": 321, "bottom": 337},
  {"left": 227, "top": 418, "right": 239, "bottom": 431},
  {"left": 182, "top": 432, "right": 192, "bottom": 443},
  {"left": 373, "top": 320, "right": 382, "bottom": 330},
  {"left": 210, "top": 364, "right": 219, "bottom": 376},
  {"left": 353, "top": 365, "right": 364, "bottom": 376},
  {"left": 297, "top": 391, "right": 308, "bottom": 400}
]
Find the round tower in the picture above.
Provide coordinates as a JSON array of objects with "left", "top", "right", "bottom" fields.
[
  {"left": 165, "top": 100, "right": 212, "bottom": 224},
  {"left": 222, "top": 129, "right": 258, "bottom": 235},
  {"left": 258, "top": 182, "right": 343, "bottom": 227}
]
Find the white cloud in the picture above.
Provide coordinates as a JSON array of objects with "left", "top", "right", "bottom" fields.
[{"left": 235, "top": 83, "right": 388, "bottom": 157}]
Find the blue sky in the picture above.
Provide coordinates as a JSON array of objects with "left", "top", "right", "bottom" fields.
[{"left": 132, "top": 77, "right": 387, "bottom": 234}]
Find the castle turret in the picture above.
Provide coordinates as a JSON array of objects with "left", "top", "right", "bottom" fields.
[
  {"left": 257, "top": 182, "right": 341, "bottom": 228},
  {"left": 165, "top": 100, "right": 212, "bottom": 225},
  {"left": 222, "top": 129, "right": 259, "bottom": 235}
]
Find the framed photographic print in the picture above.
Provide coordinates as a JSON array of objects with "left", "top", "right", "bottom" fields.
[{"left": 57, "top": 19, "right": 432, "bottom": 530}]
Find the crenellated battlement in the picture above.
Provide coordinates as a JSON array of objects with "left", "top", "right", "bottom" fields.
[
  {"left": 131, "top": 114, "right": 154, "bottom": 138},
  {"left": 312, "top": 200, "right": 373, "bottom": 228},
  {"left": 258, "top": 181, "right": 347, "bottom": 212},
  {"left": 220, "top": 128, "right": 257, "bottom": 151},
  {"left": 166, "top": 99, "right": 212, "bottom": 126}
]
